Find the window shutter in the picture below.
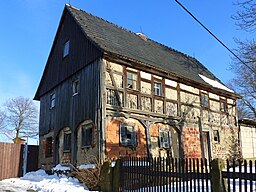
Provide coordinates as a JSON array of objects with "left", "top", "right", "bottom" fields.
[{"left": 120, "top": 123, "right": 127, "bottom": 145}]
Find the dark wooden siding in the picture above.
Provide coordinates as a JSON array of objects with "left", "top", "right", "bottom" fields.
[
  {"left": 39, "top": 59, "right": 101, "bottom": 136},
  {"left": 36, "top": 9, "right": 102, "bottom": 99}
]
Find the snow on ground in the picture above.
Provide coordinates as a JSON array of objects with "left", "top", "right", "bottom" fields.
[{"left": 0, "top": 169, "right": 94, "bottom": 192}]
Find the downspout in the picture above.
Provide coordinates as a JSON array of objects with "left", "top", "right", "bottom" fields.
[{"left": 198, "top": 116, "right": 205, "bottom": 160}]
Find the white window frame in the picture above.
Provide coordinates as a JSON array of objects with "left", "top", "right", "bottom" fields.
[
  {"left": 127, "top": 72, "right": 138, "bottom": 90},
  {"left": 154, "top": 82, "right": 162, "bottom": 96},
  {"left": 120, "top": 122, "right": 136, "bottom": 147}
]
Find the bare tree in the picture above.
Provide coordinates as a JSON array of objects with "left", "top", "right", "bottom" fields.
[
  {"left": 230, "top": 0, "right": 256, "bottom": 119},
  {"left": 232, "top": 0, "right": 256, "bottom": 32},
  {"left": 4, "top": 97, "right": 38, "bottom": 143}
]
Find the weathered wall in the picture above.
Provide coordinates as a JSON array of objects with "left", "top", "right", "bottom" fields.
[
  {"left": 240, "top": 124, "right": 256, "bottom": 159},
  {"left": 39, "top": 131, "right": 54, "bottom": 170},
  {"left": 76, "top": 120, "right": 99, "bottom": 165},
  {"left": 182, "top": 126, "right": 202, "bottom": 159},
  {"left": 150, "top": 123, "right": 180, "bottom": 158},
  {"left": 105, "top": 116, "right": 147, "bottom": 159}
]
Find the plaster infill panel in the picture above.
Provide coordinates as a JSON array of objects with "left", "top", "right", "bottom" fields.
[
  {"left": 154, "top": 99, "right": 164, "bottom": 114},
  {"left": 165, "top": 79, "right": 177, "bottom": 88},
  {"left": 141, "top": 81, "right": 151, "bottom": 95},
  {"left": 106, "top": 61, "right": 123, "bottom": 73},
  {"left": 140, "top": 71, "right": 151, "bottom": 80},
  {"left": 127, "top": 94, "right": 138, "bottom": 109},
  {"left": 180, "top": 83, "right": 199, "bottom": 94},
  {"left": 210, "top": 100, "right": 220, "bottom": 111},
  {"left": 180, "top": 92, "right": 200, "bottom": 106},
  {"left": 165, "top": 88, "right": 177, "bottom": 101},
  {"left": 166, "top": 102, "right": 178, "bottom": 116},
  {"left": 141, "top": 97, "right": 152, "bottom": 112}
]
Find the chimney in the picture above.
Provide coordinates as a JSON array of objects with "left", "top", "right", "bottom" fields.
[{"left": 136, "top": 33, "right": 147, "bottom": 41}]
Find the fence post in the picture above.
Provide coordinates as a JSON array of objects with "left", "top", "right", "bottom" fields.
[
  {"left": 210, "top": 159, "right": 228, "bottom": 192},
  {"left": 112, "top": 159, "right": 121, "bottom": 192},
  {"left": 99, "top": 160, "right": 113, "bottom": 192}
]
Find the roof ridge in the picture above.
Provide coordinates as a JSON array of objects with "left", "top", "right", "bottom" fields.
[{"left": 67, "top": 5, "right": 203, "bottom": 65}]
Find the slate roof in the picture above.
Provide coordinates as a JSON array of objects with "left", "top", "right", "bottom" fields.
[{"left": 66, "top": 5, "right": 234, "bottom": 95}]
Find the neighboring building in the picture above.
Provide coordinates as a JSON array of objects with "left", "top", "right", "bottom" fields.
[
  {"left": 35, "top": 5, "right": 241, "bottom": 169},
  {"left": 239, "top": 119, "right": 256, "bottom": 159}
]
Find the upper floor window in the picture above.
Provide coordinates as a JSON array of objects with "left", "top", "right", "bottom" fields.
[
  {"left": 120, "top": 122, "right": 136, "bottom": 147},
  {"left": 50, "top": 93, "right": 56, "bottom": 109},
  {"left": 82, "top": 124, "right": 94, "bottom": 147},
  {"left": 201, "top": 93, "right": 209, "bottom": 108},
  {"left": 63, "top": 132, "right": 71, "bottom": 151},
  {"left": 127, "top": 72, "right": 137, "bottom": 90},
  {"left": 213, "top": 130, "right": 220, "bottom": 143},
  {"left": 159, "top": 129, "right": 171, "bottom": 148},
  {"left": 45, "top": 137, "right": 53, "bottom": 158},
  {"left": 220, "top": 100, "right": 227, "bottom": 112},
  {"left": 72, "top": 80, "right": 79, "bottom": 95},
  {"left": 154, "top": 82, "right": 162, "bottom": 96},
  {"left": 63, "top": 40, "right": 70, "bottom": 58}
]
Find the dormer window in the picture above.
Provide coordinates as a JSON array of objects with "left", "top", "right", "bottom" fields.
[
  {"left": 154, "top": 82, "right": 162, "bottom": 96},
  {"left": 63, "top": 40, "right": 70, "bottom": 58},
  {"left": 127, "top": 72, "right": 137, "bottom": 90}
]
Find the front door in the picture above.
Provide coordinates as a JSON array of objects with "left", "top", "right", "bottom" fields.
[{"left": 202, "top": 132, "right": 211, "bottom": 161}]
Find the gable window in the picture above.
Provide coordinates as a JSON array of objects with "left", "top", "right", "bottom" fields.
[
  {"left": 82, "top": 124, "right": 94, "bottom": 147},
  {"left": 63, "top": 133, "right": 71, "bottom": 151},
  {"left": 213, "top": 130, "right": 220, "bottom": 143},
  {"left": 154, "top": 82, "right": 162, "bottom": 96},
  {"left": 201, "top": 93, "right": 209, "bottom": 108},
  {"left": 50, "top": 93, "right": 56, "bottom": 109},
  {"left": 45, "top": 137, "right": 53, "bottom": 158},
  {"left": 159, "top": 129, "right": 171, "bottom": 148},
  {"left": 120, "top": 122, "right": 136, "bottom": 147},
  {"left": 220, "top": 100, "right": 227, "bottom": 112},
  {"left": 63, "top": 40, "right": 70, "bottom": 58},
  {"left": 127, "top": 72, "right": 137, "bottom": 90},
  {"left": 72, "top": 80, "right": 79, "bottom": 95}
]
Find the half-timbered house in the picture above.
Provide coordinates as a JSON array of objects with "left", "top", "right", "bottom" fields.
[{"left": 35, "top": 5, "right": 241, "bottom": 169}]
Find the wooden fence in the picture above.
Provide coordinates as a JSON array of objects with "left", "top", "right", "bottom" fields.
[
  {"left": 0, "top": 142, "right": 39, "bottom": 181},
  {"left": 120, "top": 157, "right": 256, "bottom": 192}
]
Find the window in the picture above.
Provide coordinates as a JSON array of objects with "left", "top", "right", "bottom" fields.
[
  {"left": 159, "top": 129, "right": 171, "bottom": 148},
  {"left": 127, "top": 72, "right": 137, "bottom": 90},
  {"left": 63, "top": 40, "right": 70, "bottom": 58},
  {"left": 120, "top": 122, "right": 136, "bottom": 146},
  {"left": 201, "top": 93, "right": 209, "bottom": 108},
  {"left": 213, "top": 130, "right": 220, "bottom": 143},
  {"left": 50, "top": 93, "right": 56, "bottom": 109},
  {"left": 72, "top": 80, "right": 79, "bottom": 95},
  {"left": 220, "top": 100, "right": 227, "bottom": 112},
  {"left": 154, "top": 82, "right": 162, "bottom": 96},
  {"left": 63, "top": 133, "right": 71, "bottom": 151},
  {"left": 82, "top": 124, "right": 94, "bottom": 147},
  {"left": 45, "top": 137, "right": 53, "bottom": 158}
]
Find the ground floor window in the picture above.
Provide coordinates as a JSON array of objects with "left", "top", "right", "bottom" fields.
[
  {"left": 159, "top": 129, "right": 171, "bottom": 148},
  {"left": 63, "top": 133, "right": 71, "bottom": 151},
  {"left": 45, "top": 137, "right": 53, "bottom": 158},
  {"left": 120, "top": 122, "right": 136, "bottom": 147},
  {"left": 82, "top": 124, "right": 94, "bottom": 147}
]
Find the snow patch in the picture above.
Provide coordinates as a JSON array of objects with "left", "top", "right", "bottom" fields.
[
  {"left": 199, "top": 74, "right": 234, "bottom": 93},
  {"left": 77, "top": 164, "right": 96, "bottom": 169},
  {"left": 52, "top": 164, "right": 71, "bottom": 171}
]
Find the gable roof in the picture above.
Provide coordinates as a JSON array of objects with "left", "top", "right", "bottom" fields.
[{"left": 65, "top": 5, "right": 237, "bottom": 96}]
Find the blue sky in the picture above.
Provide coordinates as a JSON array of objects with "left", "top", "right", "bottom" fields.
[{"left": 0, "top": 0, "right": 252, "bottom": 141}]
